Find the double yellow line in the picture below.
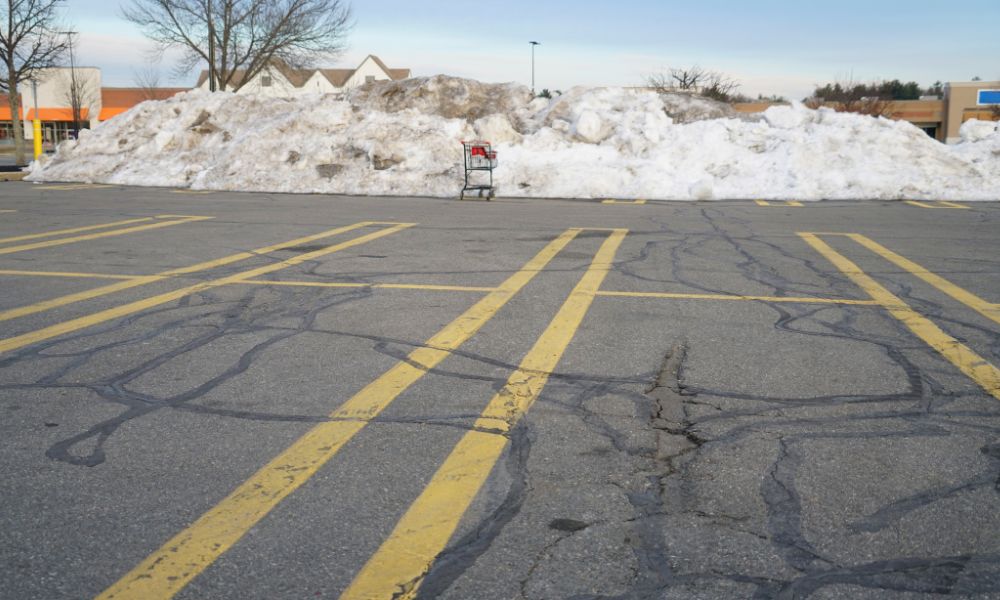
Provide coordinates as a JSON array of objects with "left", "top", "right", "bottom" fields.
[
  {"left": 95, "top": 227, "right": 628, "bottom": 600},
  {"left": 800, "top": 233, "right": 1000, "bottom": 400},
  {"left": 0, "top": 222, "right": 414, "bottom": 354},
  {"left": 0, "top": 215, "right": 212, "bottom": 256}
]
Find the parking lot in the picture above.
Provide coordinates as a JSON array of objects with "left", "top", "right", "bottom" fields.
[{"left": 1, "top": 182, "right": 998, "bottom": 599}]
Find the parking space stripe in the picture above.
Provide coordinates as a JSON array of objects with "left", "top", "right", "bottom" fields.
[
  {"left": 0, "top": 215, "right": 212, "bottom": 256},
  {"left": 756, "top": 200, "right": 803, "bottom": 207},
  {"left": 0, "top": 217, "right": 155, "bottom": 245},
  {"left": 341, "top": 229, "right": 627, "bottom": 600},
  {"left": 799, "top": 233, "right": 1000, "bottom": 401},
  {"left": 596, "top": 290, "right": 878, "bottom": 305},
  {"left": 94, "top": 228, "right": 580, "bottom": 600},
  {"left": 0, "top": 269, "right": 142, "bottom": 280},
  {"left": 35, "top": 184, "right": 115, "bottom": 190},
  {"left": 602, "top": 199, "right": 646, "bottom": 205},
  {"left": 846, "top": 234, "right": 1000, "bottom": 326},
  {"left": 0, "top": 222, "right": 381, "bottom": 323},
  {"left": 904, "top": 200, "right": 969, "bottom": 210},
  {"left": 0, "top": 209, "right": 17, "bottom": 213},
  {"left": 0, "top": 223, "right": 413, "bottom": 355},
  {"left": 237, "top": 279, "right": 497, "bottom": 293}
]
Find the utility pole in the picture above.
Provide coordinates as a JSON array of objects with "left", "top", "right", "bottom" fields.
[
  {"left": 207, "top": 0, "right": 216, "bottom": 91},
  {"left": 529, "top": 41, "right": 540, "bottom": 95},
  {"left": 58, "top": 31, "right": 79, "bottom": 139}
]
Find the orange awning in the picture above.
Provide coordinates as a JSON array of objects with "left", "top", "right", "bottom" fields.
[
  {"left": 25, "top": 108, "right": 89, "bottom": 121},
  {"left": 98, "top": 106, "right": 129, "bottom": 120},
  {"left": 0, "top": 95, "right": 24, "bottom": 121}
]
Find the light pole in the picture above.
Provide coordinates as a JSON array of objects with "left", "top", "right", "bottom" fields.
[
  {"left": 529, "top": 41, "right": 540, "bottom": 95},
  {"left": 31, "top": 78, "right": 41, "bottom": 159},
  {"left": 58, "top": 31, "right": 79, "bottom": 139}
]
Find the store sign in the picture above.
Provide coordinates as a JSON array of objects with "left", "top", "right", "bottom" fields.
[{"left": 977, "top": 90, "right": 1000, "bottom": 105}]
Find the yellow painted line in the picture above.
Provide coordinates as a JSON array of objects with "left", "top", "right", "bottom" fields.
[
  {"left": 0, "top": 216, "right": 212, "bottom": 256},
  {"left": 0, "top": 222, "right": 381, "bottom": 323},
  {"left": 0, "top": 217, "right": 155, "bottom": 245},
  {"left": 936, "top": 201, "right": 969, "bottom": 209},
  {"left": 756, "top": 200, "right": 803, "bottom": 207},
  {"left": 0, "top": 269, "right": 142, "bottom": 281},
  {"left": 601, "top": 199, "right": 646, "bottom": 205},
  {"left": 171, "top": 190, "right": 213, "bottom": 194},
  {"left": 846, "top": 234, "right": 1000, "bottom": 326},
  {"left": 35, "top": 183, "right": 115, "bottom": 190},
  {"left": 0, "top": 223, "right": 413, "bottom": 355},
  {"left": 237, "top": 279, "right": 497, "bottom": 293},
  {"left": 799, "top": 233, "right": 999, "bottom": 401},
  {"left": 0, "top": 209, "right": 17, "bottom": 213},
  {"left": 903, "top": 200, "right": 968, "bottom": 210},
  {"left": 94, "top": 228, "right": 581, "bottom": 600},
  {"left": 342, "top": 229, "right": 628, "bottom": 600},
  {"left": 596, "top": 290, "right": 879, "bottom": 305}
]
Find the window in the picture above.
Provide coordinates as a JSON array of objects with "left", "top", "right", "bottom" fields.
[
  {"left": 365, "top": 75, "right": 376, "bottom": 84},
  {"left": 262, "top": 74, "right": 273, "bottom": 87}
]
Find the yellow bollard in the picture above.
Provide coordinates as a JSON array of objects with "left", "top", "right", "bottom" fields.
[{"left": 32, "top": 119, "right": 42, "bottom": 160}]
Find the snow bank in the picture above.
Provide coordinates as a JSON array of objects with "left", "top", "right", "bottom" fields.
[{"left": 27, "top": 75, "right": 1000, "bottom": 200}]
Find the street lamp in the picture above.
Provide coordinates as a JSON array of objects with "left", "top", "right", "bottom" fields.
[
  {"left": 58, "top": 31, "right": 79, "bottom": 139},
  {"left": 529, "top": 41, "right": 540, "bottom": 95}
]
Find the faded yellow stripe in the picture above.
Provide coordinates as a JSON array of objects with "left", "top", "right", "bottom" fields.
[
  {"left": 0, "top": 224, "right": 413, "bottom": 355},
  {"left": 904, "top": 200, "right": 937, "bottom": 209},
  {"left": 341, "top": 229, "right": 628, "bottom": 600},
  {"left": 936, "top": 201, "right": 969, "bottom": 209},
  {"left": 787, "top": 201, "right": 804, "bottom": 207},
  {"left": 0, "top": 222, "right": 378, "bottom": 323},
  {"left": 799, "top": 233, "right": 999, "bottom": 401},
  {"left": 35, "top": 183, "right": 115, "bottom": 190},
  {"left": 0, "top": 217, "right": 154, "bottom": 244},
  {"left": 0, "top": 209, "right": 16, "bottom": 213},
  {"left": 0, "top": 269, "right": 142, "bottom": 280},
  {"left": 846, "top": 234, "right": 1000, "bottom": 326},
  {"left": 755, "top": 200, "right": 771, "bottom": 206},
  {"left": 602, "top": 199, "right": 646, "bottom": 205},
  {"left": 0, "top": 216, "right": 212, "bottom": 256},
  {"left": 237, "top": 279, "right": 497, "bottom": 293},
  {"left": 596, "top": 290, "right": 878, "bottom": 305},
  {"left": 95, "top": 228, "right": 580, "bottom": 600}
]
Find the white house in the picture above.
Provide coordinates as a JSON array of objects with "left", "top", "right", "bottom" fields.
[{"left": 195, "top": 55, "right": 410, "bottom": 96}]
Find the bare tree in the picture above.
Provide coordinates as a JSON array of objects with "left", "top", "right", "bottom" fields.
[
  {"left": 0, "top": 0, "right": 68, "bottom": 165},
  {"left": 59, "top": 66, "right": 95, "bottom": 138},
  {"left": 132, "top": 62, "right": 169, "bottom": 100},
  {"left": 123, "top": 0, "right": 352, "bottom": 92},
  {"left": 646, "top": 66, "right": 745, "bottom": 102}
]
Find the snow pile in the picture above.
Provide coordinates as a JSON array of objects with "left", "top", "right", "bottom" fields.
[{"left": 27, "top": 75, "right": 1000, "bottom": 200}]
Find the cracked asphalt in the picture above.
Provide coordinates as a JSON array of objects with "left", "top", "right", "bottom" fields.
[{"left": 0, "top": 183, "right": 998, "bottom": 599}]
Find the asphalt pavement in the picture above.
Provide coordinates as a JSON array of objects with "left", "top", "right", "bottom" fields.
[{"left": 0, "top": 183, "right": 998, "bottom": 599}]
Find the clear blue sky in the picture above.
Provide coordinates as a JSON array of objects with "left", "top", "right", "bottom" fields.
[{"left": 67, "top": 0, "right": 1000, "bottom": 99}]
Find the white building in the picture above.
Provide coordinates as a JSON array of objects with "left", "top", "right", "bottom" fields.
[
  {"left": 16, "top": 67, "right": 102, "bottom": 142},
  {"left": 195, "top": 55, "right": 410, "bottom": 96}
]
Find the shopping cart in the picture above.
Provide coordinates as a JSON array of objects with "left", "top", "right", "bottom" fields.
[{"left": 460, "top": 141, "right": 498, "bottom": 200}]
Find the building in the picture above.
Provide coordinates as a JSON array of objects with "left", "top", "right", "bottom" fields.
[
  {"left": 195, "top": 55, "right": 410, "bottom": 96},
  {"left": 0, "top": 67, "right": 185, "bottom": 148},
  {"left": 1, "top": 54, "right": 408, "bottom": 151},
  {"left": 734, "top": 80, "right": 1000, "bottom": 143}
]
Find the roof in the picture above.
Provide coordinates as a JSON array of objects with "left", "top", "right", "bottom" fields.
[
  {"left": 99, "top": 87, "right": 187, "bottom": 120},
  {"left": 196, "top": 55, "right": 410, "bottom": 89}
]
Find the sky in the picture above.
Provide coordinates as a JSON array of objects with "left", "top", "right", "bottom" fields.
[{"left": 66, "top": 0, "right": 1000, "bottom": 100}]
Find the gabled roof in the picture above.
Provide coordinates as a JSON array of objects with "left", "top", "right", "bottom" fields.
[{"left": 196, "top": 55, "right": 410, "bottom": 89}]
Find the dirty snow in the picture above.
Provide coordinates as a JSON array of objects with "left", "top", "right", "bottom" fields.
[{"left": 27, "top": 75, "right": 1000, "bottom": 200}]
